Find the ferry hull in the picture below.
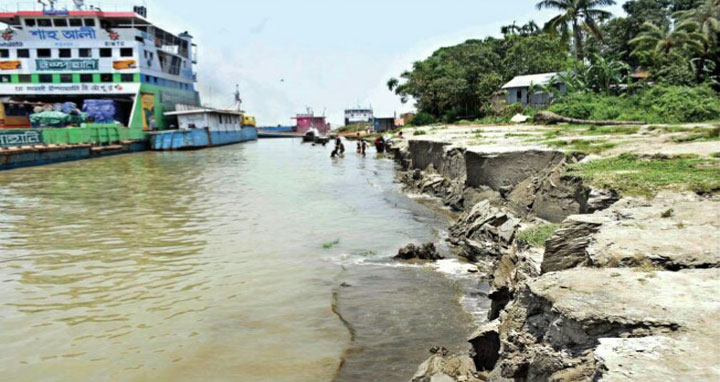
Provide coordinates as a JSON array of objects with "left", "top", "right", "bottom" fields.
[
  {"left": 150, "top": 127, "right": 258, "bottom": 150},
  {"left": 0, "top": 141, "right": 148, "bottom": 171}
]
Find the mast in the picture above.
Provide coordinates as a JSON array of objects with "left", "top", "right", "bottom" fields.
[{"left": 230, "top": 84, "right": 243, "bottom": 113}]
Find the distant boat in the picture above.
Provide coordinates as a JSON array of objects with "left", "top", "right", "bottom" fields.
[{"left": 303, "top": 128, "right": 318, "bottom": 142}]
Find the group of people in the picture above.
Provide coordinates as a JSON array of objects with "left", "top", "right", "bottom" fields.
[{"left": 330, "top": 131, "right": 403, "bottom": 159}]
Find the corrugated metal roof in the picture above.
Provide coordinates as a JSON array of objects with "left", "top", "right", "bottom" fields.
[{"left": 502, "top": 72, "right": 559, "bottom": 89}]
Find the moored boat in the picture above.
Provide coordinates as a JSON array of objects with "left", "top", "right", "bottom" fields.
[
  {"left": 150, "top": 105, "right": 257, "bottom": 150},
  {"left": 0, "top": 2, "right": 200, "bottom": 169}
]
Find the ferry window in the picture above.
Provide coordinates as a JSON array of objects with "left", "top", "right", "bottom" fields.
[
  {"left": 80, "top": 74, "right": 93, "bottom": 82},
  {"left": 69, "top": 19, "right": 82, "bottom": 27},
  {"left": 84, "top": 19, "right": 96, "bottom": 27},
  {"left": 37, "top": 49, "right": 51, "bottom": 58},
  {"left": 38, "top": 74, "right": 53, "bottom": 83},
  {"left": 25, "top": 19, "right": 36, "bottom": 27},
  {"left": 59, "top": 74, "right": 73, "bottom": 83},
  {"left": 100, "top": 48, "right": 112, "bottom": 58},
  {"left": 120, "top": 48, "right": 134, "bottom": 57},
  {"left": 0, "top": 75, "right": 10, "bottom": 83},
  {"left": 100, "top": 73, "right": 113, "bottom": 82},
  {"left": 79, "top": 48, "right": 92, "bottom": 58},
  {"left": 0, "top": 50, "right": 8, "bottom": 58},
  {"left": 18, "top": 75, "right": 32, "bottom": 83},
  {"left": 59, "top": 49, "right": 72, "bottom": 58},
  {"left": 120, "top": 73, "right": 134, "bottom": 82},
  {"left": 17, "top": 49, "right": 29, "bottom": 58},
  {"left": 37, "top": 19, "right": 52, "bottom": 27},
  {"left": 53, "top": 19, "right": 68, "bottom": 27},
  {"left": 135, "top": 36, "right": 144, "bottom": 44}
]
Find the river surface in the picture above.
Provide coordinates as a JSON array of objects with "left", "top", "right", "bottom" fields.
[{"left": 0, "top": 139, "right": 478, "bottom": 381}]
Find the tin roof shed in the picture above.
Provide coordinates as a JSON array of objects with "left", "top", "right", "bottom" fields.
[{"left": 502, "top": 72, "right": 560, "bottom": 89}]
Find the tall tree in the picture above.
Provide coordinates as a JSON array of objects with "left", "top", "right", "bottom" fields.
[
  {"left": 676, "top": 0, "right": 720, "bottom": 81},
  {"left": 630, "top": 21, "right": 703, "bottom": 56},
  {"left": 537, "top": 0, "right": 616, "bottom": 64}
]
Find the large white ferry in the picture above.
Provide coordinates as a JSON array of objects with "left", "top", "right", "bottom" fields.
[{"left": 0, "top": 1, "right": 200, "bottom": 151}]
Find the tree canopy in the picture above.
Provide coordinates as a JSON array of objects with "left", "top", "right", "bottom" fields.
[{"left": 388, "top": 0, "right": 719, "bottom": 122}]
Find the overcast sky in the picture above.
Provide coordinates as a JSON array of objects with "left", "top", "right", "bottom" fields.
[{"left": 10, "top": 0, "right": 627, "bottom": 125}]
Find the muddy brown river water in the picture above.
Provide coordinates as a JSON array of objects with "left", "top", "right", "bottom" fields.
[{"left": 0, "top": 139, "right": 478, "bottom": 381}]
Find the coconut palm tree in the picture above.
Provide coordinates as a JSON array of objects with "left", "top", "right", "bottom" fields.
[
  {"left": 536, "top": 0, "right": 616, "bottom": 64},
  {"left": 675, "top": 0, "right": 720, "bottom": 81},
  {"left": 629, "top": 21, "right": 704, "bottom": 57}
]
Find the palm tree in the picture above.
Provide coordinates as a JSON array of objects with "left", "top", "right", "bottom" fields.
[
  {"left": 629, "top": 21, "right": 704, "bottom": 57},
  {"left": 675, "top": 0, "right": 720, "bottom": 81},
  {"left": 387, "top": 78, "right": 399, "bottom": 92},
  {"left": 537, "top": 0, "right": 616, "bottom": 64}
]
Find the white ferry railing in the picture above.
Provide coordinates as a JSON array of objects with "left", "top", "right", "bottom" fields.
[{"left": 1, "top": 1, "right": 147, "bottom": 13}]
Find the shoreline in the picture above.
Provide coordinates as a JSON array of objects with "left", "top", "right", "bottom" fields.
[{"left": 386, "top": 123, "right": 720, "bottom": 381}]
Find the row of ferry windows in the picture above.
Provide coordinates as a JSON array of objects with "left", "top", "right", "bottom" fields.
[
  {"left": 0, "top": 48, "right": 134, "bottom": 59},
  {"left": 1, "top": 73, "right": 136, "bottom": 83},
  {"left": 24, "top": 18, "right": 96, "bottom": 28},
  {"left": 0, "top": 73, "right": 193, "bottom": 90},
  {"left": 141, "top": 75, "right": 193, "bottom": 90}
]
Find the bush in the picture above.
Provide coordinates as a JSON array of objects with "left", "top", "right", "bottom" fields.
[
  {"left": 408, "top": 112, "right": 436, "bottom": 126},
  {"left": 639, "top": 86, "right": 720, "bottom": 123},
  {"left": 549, "top": 86, "right": 720, "bottom": 123}
]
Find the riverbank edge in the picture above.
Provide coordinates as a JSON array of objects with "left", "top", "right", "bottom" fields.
[{"left": 388, "top": 134, "right": 720, "bottom": 382}]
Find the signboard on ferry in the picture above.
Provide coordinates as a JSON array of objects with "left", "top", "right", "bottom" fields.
[
  {"left": 0, "top": 83, "right": 140, "bottom": 95},
  {"left": 0, "top": 130, "right": 42, "bottom": 148},
  {"left": 28, "top": 27, "right": 97, "bottom": 41},
  {"left": 36, "top": 59, "right": 98, "bottom": 71}
]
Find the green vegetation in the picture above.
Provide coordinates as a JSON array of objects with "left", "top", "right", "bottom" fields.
[
  {"left": 407, "top": 112, "right": 436, "bottom": 126},
  {"left": 549, "top": 86, "right": 720, "bottom": 123},
  {"left": 337, "top": 123, "right": 371, "bottom": 133},
  {"left": 387, "top": 23, "right": 566, "bottom": 122},
  {"left": 545, "top": 138, "right": 618, "bottom": 154},
  {"left": 568, "top": 153, "right": 720, "bottom": 197},
  {"left": 413, "top": 129, "right": 427, "bottom": 136},
  {"left": 388, "top": 0, "right": 720, "bottom": 125},
  {"left": 322, "top": 239, "right": 340, "bottom": 249},
  {"left": 516, "top": 224, "right": 561, "bottom": 248},
  {"left": 671, "top": 126, "right": 720, "bottom": 142},
  {"left": 581, "top": 125, "right": 640, "bottom": 135}
]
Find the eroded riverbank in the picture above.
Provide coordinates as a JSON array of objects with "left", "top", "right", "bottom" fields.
[{"left": 389, "top": 123, "right": 720, "bottom": 381}]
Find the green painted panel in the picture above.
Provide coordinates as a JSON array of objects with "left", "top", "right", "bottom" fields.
[{"left": 40, "top": 124, "right": 146, "bottom": 146}]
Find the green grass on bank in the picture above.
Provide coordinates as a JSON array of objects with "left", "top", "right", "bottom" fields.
[
  {"left": 545, "top": 139, "right": 618, "bottom": 154},
  {"left": 337, "top": 123, "right": 371, "bottom": 133},
  {"left": 568, "top": 154, "right": 720, "bottom": 197},
  {"left": 516, "top": 224, "right": 561, "bottom": 248},
  {"left": 671, "top": 126, "right": 720, "bottom": 143}
]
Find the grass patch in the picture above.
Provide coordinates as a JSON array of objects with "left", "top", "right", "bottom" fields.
[
  {"left": 671, "top": 126, "right": 720, "bottom": 143},
  {"left": 568, "top": 153, "right": 720, "bottom": 197},
  {"left": 413, "top": 129, "right": 427, "bottom": 136},
  {"left": 647, "top": 125, "right": 694, "bottom": 133},
  {"left": 545, "top": 139, "right": 618, "bottom": 154},
  {"left": 580, "top": 126, "right": 640, "bottom": 136},
  {"left": 505, "top": 133, "right": 532, "bottom": 137},
  {"left": 516, "top": 224, "right": 560, "bottom": 248},
  {"left": 322, "top": 239, "right": 340, "bottom": 249}
]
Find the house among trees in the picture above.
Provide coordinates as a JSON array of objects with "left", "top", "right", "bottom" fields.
[{"left": 502, "top": 72, "right": 565, "bottom": 108}]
